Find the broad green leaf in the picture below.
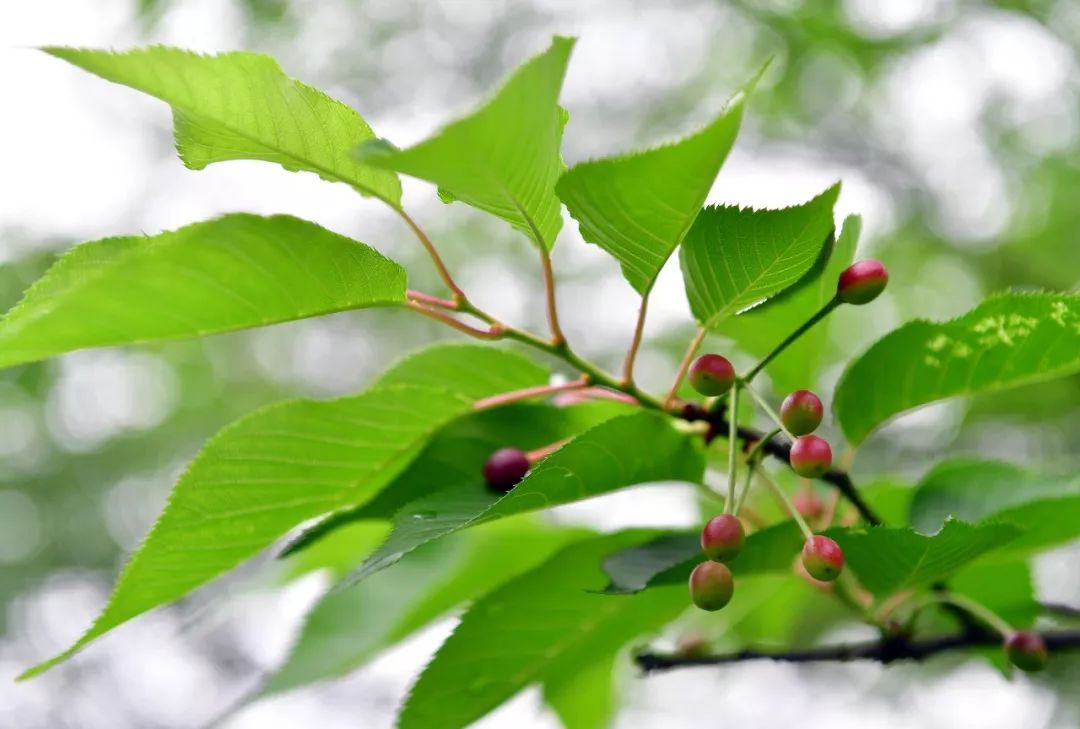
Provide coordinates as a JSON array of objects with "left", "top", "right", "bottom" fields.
[
  {"left": 371, "top": 343, "right": 549, "bottom": 399},
  {"left": 679, "top": 183, "right": 840, "bottom": 328},
  {"left": 20, "top": 344, "right": 546, "bottom": 679},
  {"left": 827, "top": 520, "right": 1021, "bottom": 598},
  {"left": 265, "top": 517, "right": 588, "bottom": 696},
  {"left": 834, "top": 292, "right": 1080, "bottom": 445},
  {"left": 601, "top": 521, "right": 803, "bottom": 594},
  {"left": 356, "top": 37, "right": 574, "bottom": 249},
  {"left": 344, "top": 411, "right": 705, "bottom": 587},
  {"left": 397, "top": 531, "right": 686, "bottom": 729},
  {"left": 0, "top": 214, "right": 405, "bottom": 369},
  {"left": 556, "top": 94, "right": 745, "bottom": 295},
  {"left": 544, "top": 654, "right": 618, "bottom": 729},
  {"left": 910, "top": 459, "right": 1080, "bottom": 555},
  {"left": 952, "top": 561, "right": 1038, "bottom": 628},
  {"left": 46, "top": 47, "right": 401, "bottom": 204},
  {"left": 722, "top": 214, "right": 860, "bottom": 393},
  {"left": 281, "top": 400, "right": 628, "bottom": 557}
]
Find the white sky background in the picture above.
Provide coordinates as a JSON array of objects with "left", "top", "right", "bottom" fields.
[{"left": 1, "top": 0, "right": 1078, "bottom": 727}]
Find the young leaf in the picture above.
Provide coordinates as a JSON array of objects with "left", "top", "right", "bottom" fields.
[
  {"left": 827, "top": 520, "right": 1021, "bottom": 598},
  {"left": 910, "top": 459, "right": 1080, "bottom": 555},
  {"left": 543, "top": 654, "right": 619, "bottom": 729},
  {"left": 722, "top": 214, "right": 860, "bottom": 393},
  {"left": 834, "top": 292, "right": 1080, "bottom": 445},
  {"left": 20, "top": 344, "right": 547, "bottom": 679},
  {"left": 556, "top": 91, "right": 746, "bottom": 295},
  {"left": 601, "top": 521, "right": 803, "bottom": 594},
  {"left": 356, "top": 37, "right": 574, "bottom": 249},
  {"left": 46, "top": 47, "right": 401, "bottom": 205},
  {"left": 397, "top": 531, "right": 687, "bottom": 729},
  {"left": 679, "top": 184, "right": 840, "bottom": 328},
  {"left": 265, "top": 517, "right": 589, "bottom": 696},
  {"left": 344, "top": 411, "right": 705, "bottom": 587},
  {"left": 0, "top": 214, "right": 405, "bottom": 369}
]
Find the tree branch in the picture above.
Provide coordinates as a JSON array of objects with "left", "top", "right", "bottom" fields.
[{"left": 635, "top": 630, "right": 1080, "bottom": 673}]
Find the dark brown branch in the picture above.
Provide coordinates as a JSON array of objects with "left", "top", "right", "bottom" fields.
[
  {"left": 1042, "top": 602, "right": 1080, "bottom": 619},
  {"left": 635, "top": 631, "right": 1080, "bottom": 673}
]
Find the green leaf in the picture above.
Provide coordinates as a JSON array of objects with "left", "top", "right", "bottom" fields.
[
  {"left": 265, "top": 516, "right": 588, "bottom": 696},
  {"left": 397, "top": 531, "right": 686, "bottom": 729},
  {"left": 556, "top": 94, "right": 745, "bottom": 295},
  {"left": 356, "top": 37, "right": 574, "bottom": 249},
  {"left": 722, "top": 214, "right": 860, "bottom": 393},
  {"left": 543, "top": 654, "right": 618, "bottom": 729},
  {"left": 600, "top": 521, "right": 803, "bottom": 594},
  {"left": 20, "top": 344, "right": 546, "bottom": 679},
  {"left": 834, "top": 292, "right": 1080, "bottom": 445},
  {"left": 679, "top": 183, "right": 840, "bottom": 328},
  {"left": 827, "top": 520, "right": 1022, "bottom": 598},
  {"left": 910, "top": 459, "right": 1080, "bottom": 555},
  {"left": 0, "top": 214, "right": 405, "bottom": 369},
  {"left": 345, "top": 411, "right": 705, "bottom": 587},
  {"left": 951, "top": 561, "right": 1038, "bottom": 628},
  {"left": 371, "top": 342, "right": 549, "bottom": 400},
  {"left": 47, "top": 47, "right": 401, "bottom": 204}
]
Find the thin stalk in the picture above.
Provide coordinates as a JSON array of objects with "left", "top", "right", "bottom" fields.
[
  {"left": 397, "top": 209, "right": 465, "bottom": 301},
  {"left": 527, "top": 438, "right": 571, "bottom": 462},
  {"left": 743, "top": 385, "right": 795, "bottom": 440},
  {"left": 405, "top": 301, "right": 500, "bottom": 339},
  {"left": 725, "top": 385, "right": 741, "bottom": 514},
  {"left": 930, "top": 592, "right": 1014, "bottom": 637},
  {"left": 735, "top": 428, "right": 780, "bottom": 514},
  {"left": 742, "top": 299, "right": 839, "bottom": 383},
  {"left": 758, "top": 469, "right": 815, "bottom": 540},
  {"left": 407, "top": 289, "right": 457, "bottom": 309},
  {"left": 665, "top": 327, "right": 707, "bottom": 406},
  {"left": 473, "top": 377, "right": 590, "bottom": 410},
  {"left": 539, "top": 248, "right": 566, "bottom": 346},
  {"left": 622, "top": 293, "right": 650, "bottom": 386}
]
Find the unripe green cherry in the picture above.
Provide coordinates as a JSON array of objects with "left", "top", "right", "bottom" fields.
[
  {"left": 837, "top": 259, "right": 888, "bottom": 305},
  {"left": 482, "top": 447, "right": 530, "bottom": 492},
  {"left": 1004, "top": 631, "right": 1047, "bottom": 672},
  {"left": 688, "top": 354, "right": 736, "bottom": 396},
  {"left": 801, "top": 535, "right": 844, "bottom": 581},
  {"left": 780, "top": 390, "right": 824, "bottom": 436},
  {"left": 700, "top": 514, "right": 745, "bottom": 562},
  {"left": 688, "top": 561, "right": 734, "bottom": 611},
  {"left": 789, "top": 435, "right": 832, "bottom": 478}
]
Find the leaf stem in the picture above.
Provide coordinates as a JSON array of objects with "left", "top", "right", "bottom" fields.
[
  {"left": 665, "top": 327, "right": 707, "bottom": 407},
  {"left": 622, "top": 293, "right": 650, "bottom": 386},
  {"left": 926, "top": 592, "right": 1015, "bottom": 637},
  {"left": 742, "top": 298, "right": 839, "bottom": 383},
  {"left": 397, "top": 209, "right": 466, "bottom": 302},
  {"left": 473, "top": 377, "right": 590, "bottom": 410},
  {"left": 406, "top": 289, "right": 458, "bottom": 309},
  {"left": 539, "top": 248, "right": 566, "bottom": 346},
  {"left": 405, "top": 301, "right": 501, "bottom": 339}
]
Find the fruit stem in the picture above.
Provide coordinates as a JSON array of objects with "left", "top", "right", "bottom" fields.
[
  {"left": 397, "top": 208, "right": 467, "bottom": 302},
  {"left": 742, "top": 384, "right": 796, "bottom": 440},
  {"left": 665, "top": 327, "right": 707, "bottom": 407},
  {"left": 526, "top": 439, "right": 571, "bottom": 462},
  {"left": 735, "top": 428, "right": 780, "bottom": 514},
  {"left": 742, "top": 298, "right": 839, "bottom": 383},
  {"left": 405, "top": 300, "right": 502, "bottom": 339},
  {"left": 622, "top": 293, "right": 650, "bottom": 386},
  {"left": 758, "top": 469, "right": 815, "bottom": 540},
  {"left": 725, "top": 384, "right": 740, "bottom": 514}
]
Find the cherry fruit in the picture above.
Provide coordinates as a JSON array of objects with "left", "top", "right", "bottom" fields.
[
  {"left": 780, "top": 390, "right": 824, "bottom": 436},
  {"left": 837, "top": 259, "right": 888, "bottom": 305},
  {"left": 689, "top": 561, "right": 734, "bottom": 611},
  {"left": 700, "top": 514, "right": 745, "bottom": 562},
  {"left": 688, "top": 354, "right": 736, "bottom": 396},
  {"left": 801, "top": 535, "right": 844, "bottom": 581},
  {"left": 789, "top": 435, "right": 832, "bottom": 478},
  {"left": 482, "top": 447, "right": 530, "bottom": 492}
]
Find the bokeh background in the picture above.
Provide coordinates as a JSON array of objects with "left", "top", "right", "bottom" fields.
[{"left": 3, "top": 0, "right": 1080, "bottom": 727}]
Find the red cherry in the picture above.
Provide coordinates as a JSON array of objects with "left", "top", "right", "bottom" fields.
[
  {"left": 780, "top": 390, "right": 824, "bottom": 436},
  {"left": 837, "top": 259, "right": 888, "bottom": 305},
  {"left": 789, "top": 435, "right": 832, "bottom": 478},
  {"left": 689, "top": 561, "right": 734, "bottom": 611},
  {"left": 482, "top": 448, "right": 530, "bottom": 492},
  {"left": 793, "top": 490, "right": 825, "bottom": 520},
  {"left": 1004, "top": 631, "right": 1048, "bottom": 672},
  {"left": 688, "top": 354, "right": 736, "bottom": 396},
  {"left": 801, "top": 535, "right": 844, "bottom": 581},
  {"left": 700, "top": 514, "right": 745, "bottom": 562}
]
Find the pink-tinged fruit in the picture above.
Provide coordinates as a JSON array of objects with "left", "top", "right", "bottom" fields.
[
  {"left": 482, "top": 447, "right": 530, "bottom": 492},
  {"left": 837, "top": 259, "right": 888, "bottom": 305},
  {"left": 1005, "top": 631, "right": 1047, "bottom": 672},
  {"left": 780, "top": 390, "right": 824, "bottom": 436},
  {"left": 789, "top": 435, "right": 832, "bottom": 478},
  {"left": 700, "top": 514, "right": 746, "bottom": 562},
  {"left": 689, "top": 561, "right": 734, "bottom": 611},
  {"left": 793, "top": 490, "right": 825, "bottom": 520},
  {"left": 688, "top": 354, "right": 736, "bottom": 397},
  {"left": 802, "top": 535, "right": 844, "bottom": 581}
]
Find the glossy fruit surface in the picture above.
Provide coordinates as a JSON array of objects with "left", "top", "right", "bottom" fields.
[
  {"left": 688, "top": 354, "right": 736, "bottom": 396},
  {"left": 700, "top": 514, "right": 745, "bottom": 562},
  {"left": 689, "top": 561, "right": 734, "bottom": 611},
  {"left": 780, "top": 390, "right": 824, "bottom": 436},
  {"left": 802, "top": 535, "right": 844, "bottom": 581},
  {"left": 790, "top": 435, "right": 832, "bottom": 478},
  {"left": 482, "top": 447, "right": 530, "bottom": 492},
  {"left": 1005, "top": 631, "right": 1047, "bottom": 672},
  {"left": 837, "top": 259, "right": 888, "bottom": 305}
]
